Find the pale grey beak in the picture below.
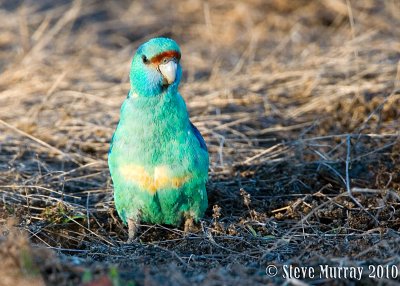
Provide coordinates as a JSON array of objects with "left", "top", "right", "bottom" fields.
[{"left": 159, "top": 61, "right": 177, "bottom": 85}]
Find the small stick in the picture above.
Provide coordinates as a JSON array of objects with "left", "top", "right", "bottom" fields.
[{"left": 345, "top": 135, "right": 379, "bottom": 224}]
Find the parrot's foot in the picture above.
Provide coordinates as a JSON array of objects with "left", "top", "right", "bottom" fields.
[
  {"left": 184, "top": 217, "right": 194, "bottom": 235},
  {"left": 127, "top": 217, "right": 140, "bottom": 243}
]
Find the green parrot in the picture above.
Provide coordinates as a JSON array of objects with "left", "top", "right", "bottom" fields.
[{"left": 108, "top": 37, "right": 209, "bottom": 241}]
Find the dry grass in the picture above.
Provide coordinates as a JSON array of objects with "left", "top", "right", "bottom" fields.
[{"left": 0, "top": 0, "right": 400, "bottom": 285}]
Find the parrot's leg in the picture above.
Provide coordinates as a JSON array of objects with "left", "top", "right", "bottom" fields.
[
  {"left": 184, "top": 216, "right": 194, "bottom": 235},
  {"left": 127, "top": 216, "right": 140, "bottom": 243}
]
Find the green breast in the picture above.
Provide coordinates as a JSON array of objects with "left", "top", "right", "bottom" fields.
[{"left": 108, "top": 90, "right": 209, "bottom": 225}]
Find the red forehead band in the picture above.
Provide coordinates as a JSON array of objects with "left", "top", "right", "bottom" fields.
[{"left": 150, "top": 50, "right": 181, "bottom": 65}]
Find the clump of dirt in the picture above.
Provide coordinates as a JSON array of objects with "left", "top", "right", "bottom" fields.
[{"left": 0, "top": 219, "right": 46, "bottom": 286}]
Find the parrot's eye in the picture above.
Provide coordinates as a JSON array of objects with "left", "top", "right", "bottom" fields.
[
  {"left": 162, "top": 58, "right": 169, "bottom": 64},
  {"left": 142, "top": 55, "right": 149, "bottom": 64}
]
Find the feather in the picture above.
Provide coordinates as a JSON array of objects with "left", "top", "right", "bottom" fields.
[{"left": 190, "top": 121, "right": 207, "bottom": 151}]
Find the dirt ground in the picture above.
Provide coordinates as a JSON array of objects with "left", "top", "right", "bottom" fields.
[{"left": 0, "top": 0, "right": 399, "bottom": 285}]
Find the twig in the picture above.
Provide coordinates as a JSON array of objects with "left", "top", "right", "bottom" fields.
[
  {"left": 0, "top": 119, "right": 70, "bottom": 159},
  {"left": 345, "top": 136, "right": 379, "bottom": 224}
]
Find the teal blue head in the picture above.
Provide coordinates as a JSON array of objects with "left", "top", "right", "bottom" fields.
[{"left": 129, "top": 37, "right": 182, "bottom": 97}]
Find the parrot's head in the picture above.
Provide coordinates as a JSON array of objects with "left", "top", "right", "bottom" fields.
[{"left": 129, "top": 37, "right": 182, "bottom": 97}]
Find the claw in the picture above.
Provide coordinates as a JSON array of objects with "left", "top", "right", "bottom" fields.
[
  {"left": 184, "top": 217, "right": 194, "bottom": 235},
  {"left": 127, "top": 217, "right": 140, "bottom": 243}
]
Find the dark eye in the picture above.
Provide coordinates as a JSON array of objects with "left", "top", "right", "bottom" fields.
[
  {"left": 142, "top": 55, "right": 149, "bottom": 64},
  {"left": 162, "top": 58, "right": 168, "bottom": 64}
]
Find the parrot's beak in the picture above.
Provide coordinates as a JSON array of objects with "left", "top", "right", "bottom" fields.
[{"left": 159, "top": 60, "right": 177, "bottom": 85}]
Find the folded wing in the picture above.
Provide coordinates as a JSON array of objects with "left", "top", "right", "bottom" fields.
[{"left": 190, "top": 121, "right": 207, "bottom": 151}]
